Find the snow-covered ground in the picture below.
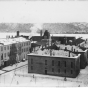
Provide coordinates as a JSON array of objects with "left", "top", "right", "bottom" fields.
[
  {"left": 1, "top": 32, "right": 88, "bottom": 39},
  {"left": 0, "top": 63, "right": 88, "bottom": 87}
]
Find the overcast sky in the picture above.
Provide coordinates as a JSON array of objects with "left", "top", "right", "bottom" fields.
[{"left": 0, "top": 1, "right": 88, "bottom": 23}]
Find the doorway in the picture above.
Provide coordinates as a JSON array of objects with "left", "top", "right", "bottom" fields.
[{"left": 45, "top": 70, "right": 47, "bottom": 74}]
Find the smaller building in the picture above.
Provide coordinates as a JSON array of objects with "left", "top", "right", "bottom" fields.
[
  {"left": 28, "top": 49, "right": 80, "bottom": 78},
  {"left": 56, "top": 44, "right": 88, "bottom": 69},
  {"left": 0, "top": 36, "right": 31, "bottom": 68}
]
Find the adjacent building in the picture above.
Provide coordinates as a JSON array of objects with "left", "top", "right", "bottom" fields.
[{"left": 0, "top": 36, "right": 31, "bottom": 68}]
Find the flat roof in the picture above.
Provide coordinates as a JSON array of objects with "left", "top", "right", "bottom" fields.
[
  {"left": 0, "top": 37, "right": 30, "bottom": 46},
  {"left": 56, "top": 44, "right": 84, "bottom": 52},
  {"left": 28, "top": 49, "right": 78, "bottom": 58}
]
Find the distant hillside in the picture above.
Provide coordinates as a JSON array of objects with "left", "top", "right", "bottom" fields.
[
  {"left": 0, "top": 23, "right": 88, "bottom": 34},
  {"left": 42, "top": 23, "right": 88, "bottom": 34},
  {"left": 0, "top": 23, "right": 33, "bottom": 32}
]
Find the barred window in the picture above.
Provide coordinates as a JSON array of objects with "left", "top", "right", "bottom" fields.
[
  {"left": 64, "top": 61, "right": 66, "bottom": 67},
  {"left": 58, "top": 61, "right": 60, "bottom": 66},
  {"left": 71, "top": 62, "right": 73, "bottom": 68},
  {"left": 31, "top": 58, "right": 33, "bottom": 64},
  {"left": 45, "top": 60, "right": 47, "bottom": 65}
]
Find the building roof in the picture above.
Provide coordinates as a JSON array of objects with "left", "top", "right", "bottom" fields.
[
  {"left": 56, "top": 44, "right": 84, "bottom": 52},
  {"left": 28, "top": 49, "right": 78, "bottom": 58},
  {"left": 0, "top": 37, "right": 29, "bottom": 46}
]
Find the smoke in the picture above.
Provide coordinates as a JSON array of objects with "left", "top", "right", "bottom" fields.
[{"left": 29, "top": 23, "right": 43, "bottom": 38}]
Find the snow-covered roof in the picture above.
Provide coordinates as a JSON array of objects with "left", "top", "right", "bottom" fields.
[
  {"left": 0, "top": 37, "right": 30, "bottom": 46},
  {"left": 28, "top": 49, "right": 78, "bottom": 58}
]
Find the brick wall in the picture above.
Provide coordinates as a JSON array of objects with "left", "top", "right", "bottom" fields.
[
  {"left": 74, "top": 50, "right": 88, "bottom": 69},
  {"left": 28, "top": 54, "right": 80, "bottom": 78}
]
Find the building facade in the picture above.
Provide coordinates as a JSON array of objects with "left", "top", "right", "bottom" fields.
[
  {"left": 0, "top": 37, "right": 31, "bottom": 68},
  {"left": 28, "top": 51, "right": 80, "bottom": 78}
]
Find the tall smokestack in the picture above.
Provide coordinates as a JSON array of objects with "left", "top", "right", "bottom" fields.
[{"left": 17, "top": 31, "right": 19, "bottom": 37}]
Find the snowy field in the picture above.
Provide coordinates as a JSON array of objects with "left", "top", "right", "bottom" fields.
[{"left": 0, "top": 64, "right": 88, "bottom": 87}]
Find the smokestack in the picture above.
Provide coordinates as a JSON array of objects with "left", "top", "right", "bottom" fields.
[
  {"left": 40, "top": 30, "right": 42, "bottom": 36},
  {"left": 50, "top": 49, "right": 52, "bottom": 56},
  {"left": 17, "top": 31, "right": 20, "bottom": 37}
]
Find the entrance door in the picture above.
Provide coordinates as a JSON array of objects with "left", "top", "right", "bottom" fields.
[{"left": 45, "top": 70, "right": 47, "bottom": 74}]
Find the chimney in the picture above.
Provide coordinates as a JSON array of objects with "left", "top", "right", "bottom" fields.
[
  {"left": 50, "top": 49, "right": 52, "bottom": 56},
  {"left": 40, "top": 30, "right": 42, "bottom": 36},
  {"left": 17, "top": 31, "right": 20, "bottom": 37}
]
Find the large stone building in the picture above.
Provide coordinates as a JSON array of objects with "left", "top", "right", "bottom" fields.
[
  {"left": 0, "top": 34, "right": 31, "bottom": 68},
  {"left": 28, "top": 49, "right": 80, "bottom": 78}
]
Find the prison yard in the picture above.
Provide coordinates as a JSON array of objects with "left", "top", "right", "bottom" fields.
[{"left": 0, "top": 62, "right": 88, "bottom": 87}]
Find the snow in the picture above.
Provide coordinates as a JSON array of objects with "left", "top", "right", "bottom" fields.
[
  {"left": 0, "top": 63, "right": 88, "bottom": 87},
  {"left": 0, "top": 70, "right": 5, "bottom": 75},
  {"left": 0, "top": 32, "right": 88, "bottom": 40},
  {"left": 2, "top": 61, "right": 27, "bottom": 71},
  {"left": 0, "top": 37, "right": 29, "bottom": 45}
]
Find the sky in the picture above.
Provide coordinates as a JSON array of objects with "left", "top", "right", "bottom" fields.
[{"left": 0, "top": 1, "right": 88, "bottom": 23}]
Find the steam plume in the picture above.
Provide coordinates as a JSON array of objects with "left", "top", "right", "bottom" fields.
[{"left": 29, "top": 23, "right": 43, "bottom": 38}]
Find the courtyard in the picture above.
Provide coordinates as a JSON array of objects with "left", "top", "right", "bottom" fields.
[{"left": 0, "top": 61, "right": 88, "bottom": 87}]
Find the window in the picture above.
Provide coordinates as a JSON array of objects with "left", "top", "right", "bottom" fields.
[
  {"left": 52, "top": 60, "right": 54, "bottom": 66},
  {"left": 1, "top": 54, "right": 3, "bottom": 60},
  {"left": 31, "top": 66, "right": 33, "bottom": 70},
  {"left": 52, "top": 68, "right": 54, "bottom": 72},
  {"left": 45, "top": 60, "right": 47, "bottom": 65},
  {"left": 71, "top": 62, "right": 73, "bottom": 68},
  {"left": 58, "top": 61, "right": 60, "bottom": 66},
  {"left": 64, "top": 61, "right": 66, "bottom": 67},
  {"left": 31, "top": 58, "right": 33, "bottom": 64},
  {"left": 58, "top": 69, "right": 60, "bottom": 73},
  {"left": 71, "top": 70, "right": 73, "bottom": 74}
]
